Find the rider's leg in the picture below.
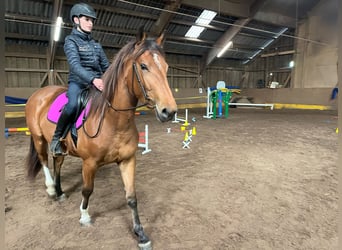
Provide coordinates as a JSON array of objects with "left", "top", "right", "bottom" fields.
[{"left": 50, "top": 82, "right": 82, "bottom": 156}]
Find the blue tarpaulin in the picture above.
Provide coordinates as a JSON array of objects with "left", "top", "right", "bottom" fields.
[
  {"left": 330, "top": 87, "right": 338, "bottom": 100},
  {"left": 5, "top": 96, "right": 27, "bottom": 104}
]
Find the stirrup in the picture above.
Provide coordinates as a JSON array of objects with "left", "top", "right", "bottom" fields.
[
  {"left": 50, "top": 139, "right": 67, "bottom": 156},
  {"left": 51, "top": 150, "right": 68, "bottom": 157}
]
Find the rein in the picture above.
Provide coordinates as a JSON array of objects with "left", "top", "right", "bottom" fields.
[{"left": 82, "top": 62, "right": 151, "bottom": 138}]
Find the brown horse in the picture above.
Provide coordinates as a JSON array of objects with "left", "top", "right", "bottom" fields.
[{"left": 25, "top": 30, "right": 177, "bottom": 249}]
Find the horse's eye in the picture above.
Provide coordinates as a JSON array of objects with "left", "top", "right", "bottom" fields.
[{"left": 140, "top": 63, "right": 149, "bottom": 71}]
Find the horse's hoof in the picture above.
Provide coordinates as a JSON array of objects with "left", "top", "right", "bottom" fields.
[
  {"left": 56, "top": 193, "right": 67, "bottom": 202},
  {"left": 80, "top": 221, "right": 93, "bottom": 227},
  {"left": 5, "top": 206, "right": 12, "bottom": 213},
  {"left": 46, "top": 188, "right": 56, "bottom": 197},
  {"left": 79, "top": 217, "right": 92, "bottom": 227},
  {"left": 138, "top": 241, "right": 152, "bottom": 250}
]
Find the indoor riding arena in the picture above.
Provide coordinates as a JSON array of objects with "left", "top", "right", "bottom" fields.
[{"left": 4, "top": 1, "right": 340, "bottom": 250}]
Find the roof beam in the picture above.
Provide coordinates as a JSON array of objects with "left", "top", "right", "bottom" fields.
[
  {"left": 252, "top": 0, "right": 321, "bottom": 28},
  {"left": 232, "top": 43, "right": 262, "bottom": 52},
  {"left": 150, "top": 0, "right": 181, "bottom": 36},
  {"left": 5, "top": 32, "right": 49, "bottom": 41},
  {"left": 249, "top": 0, "right": 267, "bottom": 16},
  {"left": 200, "top": 18, "right": 250, "bottom": 73},
  {"left": 200, "top": 0, "right": 267, "bottom": 73},
  {"left": 5, "top": 13, "right": 53, "bottom": 24},
  {"left": 237, "top": 31, "right": 275, "bottom": 40},
  {"left": 253, "top": 12, "right": 297, "bottom": 28}
]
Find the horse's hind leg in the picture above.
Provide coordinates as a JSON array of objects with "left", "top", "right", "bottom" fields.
[
  {"left": 43, "top": 165, "right": 56, "bottom": 197},
  {"left": 53, "top": 156, "right": 67, "bottom": 201},
  {"left": 32, "top": 134, "right": 56, "bottom": 197},
  {"left": 119, "top": 158, "right": 151, "bottom": 249}
]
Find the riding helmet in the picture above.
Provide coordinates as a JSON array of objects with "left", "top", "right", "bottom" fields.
[{"left": 70, "top": 3, "right": 97, "bottom": 23}]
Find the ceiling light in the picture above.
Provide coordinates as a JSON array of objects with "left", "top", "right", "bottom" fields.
[
  {"left": 289, "top": 60, "right": 295, "bottom": 68},
  {"left": 196, "top": 10, "right": 217, "bottom": 25},
  {"left": 53, "top": 16, "right": 63, "bottom": 42},
  {"left": 217, "top": 41, "right": 233, "bottom": 58},
  {"left": 185, "top": 9, "right": 217, "bottom": 39},
  {"left": 185, "top": 26, "right": 205, "bottom": 38}
]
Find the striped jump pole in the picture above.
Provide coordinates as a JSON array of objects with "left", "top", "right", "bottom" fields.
[{"left": 138, "top": 124, "right": 152, "bottom": 155}]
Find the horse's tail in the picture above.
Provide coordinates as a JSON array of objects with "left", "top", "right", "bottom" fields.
[{"left": 26, "top": 136, "right": 42, "bottom": 180}]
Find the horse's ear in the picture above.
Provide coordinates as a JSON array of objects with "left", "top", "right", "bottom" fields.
[
  {"left": 136, "top": 26, "right": 147, "bottom": 44},
  {"left": 156, "top": 31, "right": 165, "bottom": 47}
]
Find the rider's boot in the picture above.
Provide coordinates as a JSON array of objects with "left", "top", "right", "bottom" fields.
[{"left": 50, "top": 109, "right": 71, "bottom": 156}]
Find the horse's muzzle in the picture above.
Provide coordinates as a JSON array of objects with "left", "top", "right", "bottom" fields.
[{"left": 156, "top": 107, "right": 177, "bottom": 122}]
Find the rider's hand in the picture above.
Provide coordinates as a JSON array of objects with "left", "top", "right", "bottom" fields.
[{"left": 93, "top": 78, "right": 104, "bottom": 91}]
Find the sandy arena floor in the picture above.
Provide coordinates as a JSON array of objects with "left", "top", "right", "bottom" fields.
[{"left": 5, "top": 108, "right": 338, "bottom": 250}]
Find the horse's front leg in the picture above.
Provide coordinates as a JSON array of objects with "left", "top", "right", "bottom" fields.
[
  {"left": 119, "top": 157, "right": 152, "bottom": 250},
  {"left": 79, "top": 160, "right": 97, "bottom": 226}
]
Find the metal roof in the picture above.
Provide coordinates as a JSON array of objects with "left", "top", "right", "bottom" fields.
[{"left": 5, "top": 0, "right": 322, "bottom": 70}]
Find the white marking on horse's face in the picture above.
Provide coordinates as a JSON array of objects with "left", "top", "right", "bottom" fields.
[{"left": 153, "top": 53, "right": 162, "bottom": 70}]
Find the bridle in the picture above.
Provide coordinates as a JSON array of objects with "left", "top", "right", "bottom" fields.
[
  {"left": 83, "top": 61, "right": 153, "bottom": 138},
  {"left": 106, "top": 61, "right": 153, "bottom": 112}
]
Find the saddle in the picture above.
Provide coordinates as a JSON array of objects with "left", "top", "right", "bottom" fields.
[{"left": 47, "top": 89, "right": 91, "bottom": 147}]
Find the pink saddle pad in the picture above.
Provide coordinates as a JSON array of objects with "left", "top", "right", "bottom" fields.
[{"left": 47, "top": 92, "right": 90, "bottom": 129}]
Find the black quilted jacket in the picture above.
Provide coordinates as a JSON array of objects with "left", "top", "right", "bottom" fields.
[{"left": 64, "top": 28, "right": 110, "bottom": 86}]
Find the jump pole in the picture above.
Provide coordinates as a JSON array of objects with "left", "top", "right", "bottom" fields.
[
  {"left": 172, "top": 108, "right": 190, "bottom": 126},
  {"left": 138, "top": 124, "right": 152, "bottom": 155},
  {"left": 203, "top": 87, "right": 213, "bottom": 119},
  {"left": 203, "top": 87, "right": 274, "bottom": 118},
  {"left": 5, "top": 127, "right": 30, "bottom": 138},
  {"left": 5, "top": 127, "right": 29, "bottom": 133}
]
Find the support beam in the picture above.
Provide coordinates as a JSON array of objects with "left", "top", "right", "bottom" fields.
[
  {"left": 260, "top": 50, "right": 295, "bottom": 57},
  {"left": 5, "top": 32, "right": 49, "bottom": 42},
  {"left": 199, "top": 0, "right": 267, "bottom": 73},
  {"left": 253, "top": 0, "right": 321, "bottom": 28},
  {"left": 5, "top": 13, "right": 52, "bottom": 24},
  {"left": 150, "top": 0, "right": 181, "bottom": 36},
  {"left": 253, "top": 11, "right": 298, "bottom": 28},
  {"left": 47, "top": 0, "right": 64, "bottom": 80},
  {"left": 200, "top": 18, "right": 250, "bottom": 73},
  {"left": 249, "top": 0, "right": 268, "bottom": 16}
]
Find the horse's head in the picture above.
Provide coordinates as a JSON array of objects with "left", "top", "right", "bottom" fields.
[
  {"left": 128, "top": 29, "right": 177, "bottom": 122},
  {"left": 99, "top": 28, "right": 177, "bottom": 122}
]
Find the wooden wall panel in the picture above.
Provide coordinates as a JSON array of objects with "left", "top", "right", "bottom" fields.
[
  {"left": 5, "top": 57, "right": 18, "bottom": 87},
  {"left": 4, "top": 41, "right": 294, "bottom": 90},
  {"left": 30, "top": 58, "right": 41, "bottom": 87},
  {"left": 17, "top": 57, "right": 28, "bottom": 87}
]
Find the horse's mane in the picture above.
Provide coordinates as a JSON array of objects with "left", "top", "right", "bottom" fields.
[{"left": 88, "top": 37, "right": 165, "bottom": 117}]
